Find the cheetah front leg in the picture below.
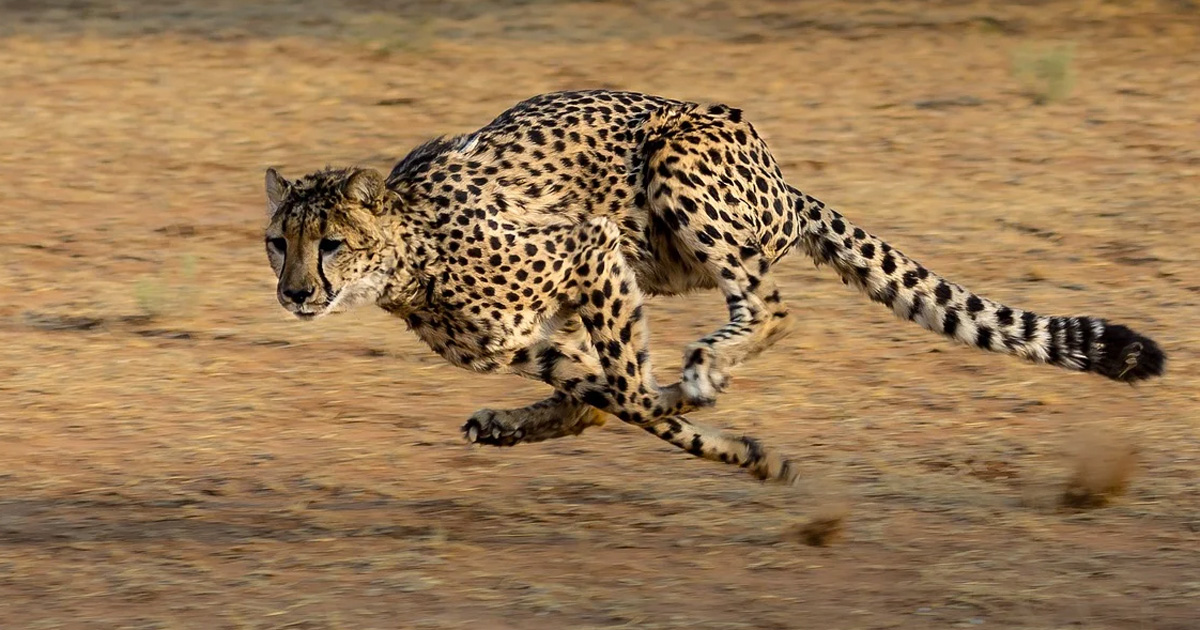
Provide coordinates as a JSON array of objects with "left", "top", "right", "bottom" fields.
[
  {"left": 557, "top": 218, "right": 703, "bottom": 424},
  {"left": 463, "top": 391, "right": 608, "bottom": 446},
  {"left": 463, "top": 317, "right": 610, "bottom": 447},
  {"left": 465, "top": 313, "right": 799, "bottom": 484}
]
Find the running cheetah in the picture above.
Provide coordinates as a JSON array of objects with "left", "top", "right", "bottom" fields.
[{"left": 262, "top": 89, "right": 1165, "bottom": 484}]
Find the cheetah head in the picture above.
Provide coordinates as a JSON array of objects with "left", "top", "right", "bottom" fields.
[{"left": 263, "top": 166, "right": 396, "bottom": 320}]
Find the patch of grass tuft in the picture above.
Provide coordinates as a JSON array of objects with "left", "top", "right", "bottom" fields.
[
  {"left": 1013, "top": 42, "right": 1076, "bottom": 105},
  {"left": 133, "top": 253, "right": 200, "bottom": 321}
]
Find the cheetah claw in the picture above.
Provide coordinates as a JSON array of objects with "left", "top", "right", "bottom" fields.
[{"left": 462, "top": 411, "right": 526, "bottom": 447}]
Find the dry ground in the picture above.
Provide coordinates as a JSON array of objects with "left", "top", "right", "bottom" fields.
[{"left": 1, "top": 1, "right": 1198, "bottom": 628}]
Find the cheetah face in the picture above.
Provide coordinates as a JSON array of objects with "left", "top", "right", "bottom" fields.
[{"left": 263, "top": 167, "right": 394, "bottom": 320}]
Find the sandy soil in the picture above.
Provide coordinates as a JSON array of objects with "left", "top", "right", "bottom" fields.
[{"left": 1, "top": 1, "right": 1198, "bottom": 628}]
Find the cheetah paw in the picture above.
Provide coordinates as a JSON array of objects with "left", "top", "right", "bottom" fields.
[
  {"left": 680, "top": 344, "right": 729, "bottom": 407},
  {"left": 462, "top": 410, "right": 526, "bottom": 447}
]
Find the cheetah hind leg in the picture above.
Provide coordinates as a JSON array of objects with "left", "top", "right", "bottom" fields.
[
  {"left": 639, "top": 103, "right": 797, "bottom": 407},
  {"left": 642, "top": 415, "right": 800, "bottom": 484},
  {"left": 463, "top": 392, "right": 607, "bottom": 447},
  {"left": 680, "top": 253, "right": 794, "bottom": 407}
]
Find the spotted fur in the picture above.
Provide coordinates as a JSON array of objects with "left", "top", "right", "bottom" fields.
[{"left": 263, "top": 89, "right": 1165, "bottom": 485}]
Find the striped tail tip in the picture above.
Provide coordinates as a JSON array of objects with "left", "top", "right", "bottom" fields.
[{"left": 1091, "top": 324, "right": 1165, "bottom": 384}]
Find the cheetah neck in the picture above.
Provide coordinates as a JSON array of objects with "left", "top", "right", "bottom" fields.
[{"left": 373, "top": 192, "right": 440, "bottom": 315}]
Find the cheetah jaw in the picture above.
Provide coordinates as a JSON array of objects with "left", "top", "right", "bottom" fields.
[{"left": 315, "top": 271, "right": 392, "bottom": 318}]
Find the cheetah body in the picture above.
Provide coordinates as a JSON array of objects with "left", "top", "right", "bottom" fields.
[
  {"left": 378, "top": 92, "right": 794, "bottom": 376},
  {"left": 263, "top": 90, "right": 1165, "bottom": 483}
]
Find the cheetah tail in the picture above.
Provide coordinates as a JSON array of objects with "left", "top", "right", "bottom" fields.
[{"left": 789, "top": 188, "right": 1165, "bottom": 384}]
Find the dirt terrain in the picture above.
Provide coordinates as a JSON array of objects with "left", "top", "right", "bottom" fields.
[{"left": 1, "top": 1, "right": 1198, "bottom": 628}]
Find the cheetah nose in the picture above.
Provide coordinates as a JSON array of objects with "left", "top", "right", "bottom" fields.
[{"left": 282, "top": 287, "right": 315, "bottom": 304}]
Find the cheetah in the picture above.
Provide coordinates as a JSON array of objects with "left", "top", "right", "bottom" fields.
[{"left": 262, "top": 89, "right": 1165, "bottom": 484}]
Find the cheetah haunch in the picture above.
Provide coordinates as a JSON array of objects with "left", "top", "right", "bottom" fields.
[{"left": 262, "top": 90, "right": 1165, "bottom": 484}]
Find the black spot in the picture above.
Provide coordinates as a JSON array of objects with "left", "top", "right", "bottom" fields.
[
  {"left": 821, "top": 239, "right": 839, "bottom": 262},
  {"left": 976, "top": 326, "right": 993, "bottom": 349},
  {"left": 966, "top": 295, "right": 984, "bottom": 313},
  {"left": 996, "top": 306, "right": 1014, "bottom": 327},
  {"left": 1021, "top": 311, "right": 1038, "bottom": 340},
  {"left": 881, "top": 254, "right": 896, "bottom": 275},
  {"left": 739, "top": 436, "right": 765, "bottom": 467},
  {"left": 860, "top": 243, "right": 875, "bottom": 259},
  {"left": 943, "top": 310, "right": 960, "bottom": 337},
  {"left": 1077, "top": 317, "right": 1095, "bottom": 363},
  {"left": 1046, "top": 317, "right": 1062, "bottom": 364},
  {"left": 537, "top": 346, "right": 565, "bottom": 383},
  {"left": 581, "top": 389, "right": 610, "bottom": 411},
  {"left": 907, "top": 294, "right": 925, "bottom": 321},
  {"left": 1064, "top": 317, "right": 1081, "bottom": 355},
  {"left": 876, "top": 280, "right": 898, "bottom": 308},
  {"left": 934, "top": 281, "right": 952, "bottom": 305}
]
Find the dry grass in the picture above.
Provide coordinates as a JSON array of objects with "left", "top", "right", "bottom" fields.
[{"left": 1, "top": 1, "right": 1198, "bottom": 629}]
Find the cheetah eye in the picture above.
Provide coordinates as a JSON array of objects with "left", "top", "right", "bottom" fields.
[
  {"left": 267, "top": 237, "right": 286, "bottom": 253},
  {"left": 319, "top": 238, "right": 343, "bottom": 254}
]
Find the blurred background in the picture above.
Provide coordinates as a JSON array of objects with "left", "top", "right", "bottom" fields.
[{"left": 1, "top": 1, "right": 1197, "bottom": 628}]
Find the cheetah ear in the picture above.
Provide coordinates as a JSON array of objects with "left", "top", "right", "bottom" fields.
[
  {"left": 265, "top": 167, "right": 290, "bottom": 215},
  {"left": 342, "top": 168, "right": 385, "bottom": 207}
]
